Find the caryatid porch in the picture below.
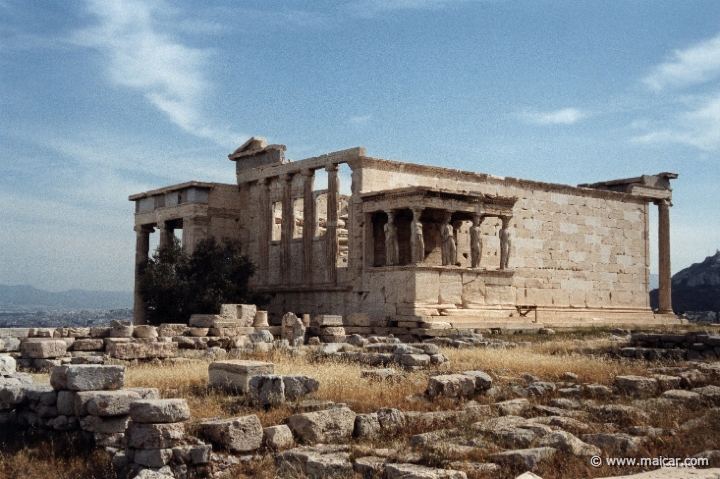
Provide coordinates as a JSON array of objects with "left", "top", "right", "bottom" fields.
[{"left": 360, "top": 187, "right": 517, "bottom": 270}]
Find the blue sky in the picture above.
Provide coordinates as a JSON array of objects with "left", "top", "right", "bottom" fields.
[{"left": 1, "top": 0, "right": 719, "bottom": 292}]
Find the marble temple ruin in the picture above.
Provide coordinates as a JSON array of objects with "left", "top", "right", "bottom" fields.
[{"left": 129, "top": 137, "right": 679, "bottom": 330}]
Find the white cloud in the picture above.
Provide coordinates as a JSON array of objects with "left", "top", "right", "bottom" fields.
[
  {"left": 349, "top": 114, "right": 372, "bottom": 125},
  {"left": 644, "top": 33, "right": 720, "bottom": 91},
  {"left": 631, "top": 92, "right": 720, "bottom": 151},
  {"left": 344, "top": 0, "right": 483, "bottom": 16},
  {"left": 519, "top": 108, "right": 588, "bottom": 125},
  {"left": 73, "top": 0, "right": 245, "bottom": 148}
]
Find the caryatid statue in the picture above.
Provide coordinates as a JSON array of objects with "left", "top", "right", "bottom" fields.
[
  {"left": 499, "top": 216, "right": 512, "bottom": 269},
  {"left": 384, "top": 210, "right": 399, "bottom": 266},
  {"left": 410, "top": 208, "right": 425, "bottom": 264},
  {"left": 470, "top": 214, "right": 483, "bottom": 268},
  {"left": 440, "top": 211, "right": 457, "bottom": 266}
]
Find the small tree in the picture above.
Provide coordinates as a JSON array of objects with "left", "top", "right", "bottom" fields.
[{"left": 138, "top": 237, "right": 258, "bottom": 325}]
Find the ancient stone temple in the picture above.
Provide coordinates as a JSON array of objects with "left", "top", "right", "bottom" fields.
[{"left": 130, "top": 137, "right": 679, "bottom": 329}]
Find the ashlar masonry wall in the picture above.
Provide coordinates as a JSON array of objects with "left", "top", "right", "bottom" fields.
[{"left": 353, "top": 158, "right": 653, "bottom": 325}]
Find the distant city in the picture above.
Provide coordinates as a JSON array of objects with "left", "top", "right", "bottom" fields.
[{"left": 0, "top": 284, "right": 133, "bottom": 328}]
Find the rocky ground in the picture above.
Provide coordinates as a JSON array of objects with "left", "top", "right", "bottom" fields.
[{"left": 2, "top": 325, "right": 720, "bottom": 479}]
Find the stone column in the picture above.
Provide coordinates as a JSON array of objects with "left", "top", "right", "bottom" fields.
[
  {"left": 301, "top": 169, "right": 315, "bottom": 284},
  {"left": 157, "top": 220, "right": 173, "bottom": 247},
  {"left": 325, "top": 164, "right": 339, "bottom": 284},
  {"left": 440, "top": 211, "right": 457, "bottom": 266},
  {"left": 410, "top": 207, "right": 425, "bottom": 264},
  {"left": 133, "top": 225, "right": 152, "bottom": 325},
  {"left": 257, "top": 178, "right": 270, "bottom": 285},
  {"left": 499, "top": 216, "right": 512, "bottom": 270},
  {"left": 656, "top": 199, "right": 673, "bottom": 314},
  {"left": 280, "top": 173, "right": 294, "bottom": 285},
  {"left": 470, "top": 213, "right": 484, "bottom": 268},
  {"left": 182, "top": 216, "right": 209, "bottom": 254}
]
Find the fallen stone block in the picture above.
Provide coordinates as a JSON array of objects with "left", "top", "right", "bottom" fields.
[
  {"left": 199, "top": 415, "right": 263, "bottom": 453},
  {"left": 0, "top": 328, "right": 30, "bottom": 339},
  {"left": 0, "top": 355, "right": 16, "bottom": 375},
  {"left": 538, "top": 430, "right": 601, "bottom": 456},
  {"left": 109, "top": 320, "right": 133, "bottom": 338},
  {"left": 274, "top": 445, "right": 352, "bottom": 479},
  {"left": 660, "top": 389, "right": 702, "bottom": 406},
  {"left": 86, "top": 390, "right": 142, "bottom": 416},
  {"left": 461, "top": 370, "right": 493, "bottom": 390},
  {"left": 264, "top": 424, "right": 295, "bottom": 451},
  {"left": 106, "top": 341, "right": 177, "bottom": 360},
  {"left": 208, "top": 360, "right": 274, "bottom": 393},
  {"left": 486, "top": 447, "right": 556, "bottom": 471},
  {"left": 157, "top": 324, "right": 188, "bottom": 338},
  {"left": 79, "top": 415, "right": 129, "bottom": 434},
  {"left": 0, "top": 383, "right": 54, "bottom": 405},
  {"left": 126, "top": 421, "right": 185, "bottom": 449},
  {"left": 133, "top": 448, "right": 173, "bottom": 468},
  {"left": 614, "top": 375, "right": 658, "bottom": 398},
  {"left": 581, "top": 433, "right": 645, "bottom": 455},
  {"left": 384, "top": 463, "right": 467, "bottom": 479},
  {"left": 248, "top": 375, "right": 285, "bottom": 407},
  {"left": 54, "top": 365, "right": 125, "bottom": 391},
  {"left": 188, "top": 314, "right": 222, "bottom": 328},
  {"left": 129, "top": 399, "right": 190, "bottom": 423},
  {"left": 287, "top": 406, "right": 357, "bottom": 444},
  {"left": 72, "top": 339, "right": 105, "bottom": 351},
  {"left": 283, "top": 375, "right": 320, "bottom": 401},
  {"left": 133, "top": 325, "right": 158, "bottom": 339},
  {"left": 427, "top": 374, "right": 476, "bottom": 399},
  {"left": 0, "top": 338, "right": 21, "bottom": 352},
  {"left": 20, "top": 340, "right": 66, "bottom": 359}
]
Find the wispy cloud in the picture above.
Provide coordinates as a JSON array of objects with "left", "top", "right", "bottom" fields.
[
  {"left": 518, "top": 108, "right": 588, "bottom": 125},
  {"left": 72, "top": 0, "right": 244, "bottom": 148},
  {"left": 632, "top": 33, "right": 720, "bottom": 151},
  {"left": 631, "top": 92, "right": 720, "bottom": 151},
  {"left": 344, "top": 0, "right": 483, "bottom": 17},
  {"left": 349, "top": 114, "right": 372, "bottom": 125},
  {"left": 644, "top": 34, "right": 720, "bottom": 91}
]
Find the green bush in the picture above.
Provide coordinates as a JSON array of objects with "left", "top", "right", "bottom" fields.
[{"left": 138, "top": 237, "right": 260, "bottom": 325}]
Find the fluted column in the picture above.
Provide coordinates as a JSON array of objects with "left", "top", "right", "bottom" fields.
[
  {"left": 301, "top": 169, "right": 315, "bottom": 284},
  {"left": 257, "top": 178, "right": 270, "bottom": 285},
  {"left": 656, "top": 199, "right": 673, "bottom": 314},
  {"left": 133, "top": 225, "right": 152, "bottom": 325},
  {"left": 325, "top": 164, "right": 339, "bottom": 284},
  {"left": 280, "top": 174, "right": 294, "bottom": 285}
]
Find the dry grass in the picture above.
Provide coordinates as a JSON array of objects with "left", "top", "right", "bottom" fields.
[{"left": 4, "top": 333, "right": 720, "bottom": 479}]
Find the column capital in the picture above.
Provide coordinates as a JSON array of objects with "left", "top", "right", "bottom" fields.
[
  {"left": 325, "top": 163, "right": 339, "bottom": 173},
  {"left": 300, "top": 168, "right": 314, "bottom": 177},
  {"left": 256, "top": 177, "right": 268, "bottom": 186},
  {"left": 410, "top": 206, "right": 424, "bottom": 218},
  {"left": 654, "top": 198, "right": 672, "bottom": 207},
  {"left": 280, "top": 173, "right": 293, "bottom": 182}
]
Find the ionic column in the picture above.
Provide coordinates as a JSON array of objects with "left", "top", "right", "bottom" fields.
[
  {"left": 301, "top": 169, "right": 315, "bottom": 284},
  {"left": 325, "top": 164, "right": 339, "bottom": 284},
  {"left": 280, "top": 174, "right": 294, "bottom": 285},
  {"left": 133, "top": 225, "right": 152, "bottom": 325},
  {"left": 499, "top": 216, "right": 512, "bottom": 270},
  {"left": 410, "top": 207, "right": 425, "bottom": 264},
  {"left": 257, "top": 178, "right": 270, "bottom": 285},
  {"left": 656, "top": 199, "right": 673, "bottom": 314}
]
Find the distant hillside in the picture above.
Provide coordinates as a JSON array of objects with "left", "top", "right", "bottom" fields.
[
  {"left": 650, "top": 251, "right": 720, "bottom": 313},
  {"left": 0, "top": 284, "right": 133, "bottom": 310}
]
